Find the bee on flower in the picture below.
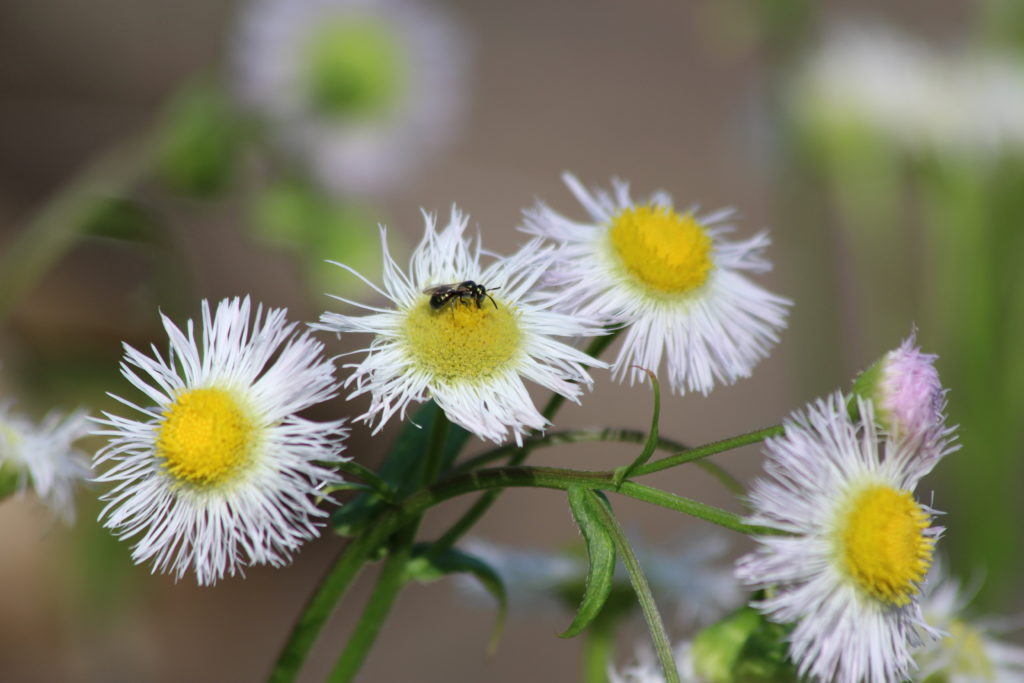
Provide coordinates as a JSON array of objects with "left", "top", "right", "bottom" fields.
[{"left": 315, "top": 208, "right": 607, "bottom": 445}]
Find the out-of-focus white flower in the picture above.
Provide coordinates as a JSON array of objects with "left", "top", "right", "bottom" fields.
[
  {"left": 459, "top": 534, "right": 741, "bottom": 627},
  {"left": 92, "top": 297, "right": 348, "bottom": 585},
  {"left": 315, "top": 208, "right": 605, "bottom": 445},
  {"left": 523, "top": 173, "right": 791, "bottom": 396},
  {"left": 639, "top": 534, "right": 744, "bottom": 627},
  {"left": 609, "top": 642, "right": 697, "bottom": 683},
  {"left": 736, "top": 393, "right": 949, "bottom": 683},
  {"left": 913, "top": 564, "right": 1024, "bottom": 682},
  {"left": 0, "top": 403, "right": 90, "bottom": 523},
  {"left": 792, "top": 22, "right": 1024, "bottom": 159},
  {"left": 233, "top": 0, "right": 469, "bottom": 196}
]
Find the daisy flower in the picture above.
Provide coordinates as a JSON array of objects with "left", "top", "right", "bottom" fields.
[
  {"left": 523, "top": 173, "right": 791, "bottom": 395},
  {"left": 232, "top": 0, "right": 468, "bottom": 196},
  {"left": 0, "top": 403, "right": 90, "bottom": 523},
  {"left": 736, "top": 392, "right": 949, "bottom": 683},
  {"left": 914, "top": 564, "right": 1024, "bottom": 682},
  {"left": 92, "top": 297, "right": 348, "bottom": 585},
  {"left": 315, "top": 208, "right": 606, "bottom": 444}
]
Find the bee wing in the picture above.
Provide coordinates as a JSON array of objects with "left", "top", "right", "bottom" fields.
[{"left": 422, "top": 283, "right": 458, "bottom": 294}]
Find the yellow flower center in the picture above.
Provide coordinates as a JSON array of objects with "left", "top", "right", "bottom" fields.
[
  {"left": 608, "top": 206, "right": 714, "bottom": 295},
  {"left": 156, "top": 388, "right": 258, "bottom": 488},
  {"left": 404, "top": 297, "right": 522, "bottom": 383},
  {"left": 838, "top": 484, "right": 934, "bottom": 606}
]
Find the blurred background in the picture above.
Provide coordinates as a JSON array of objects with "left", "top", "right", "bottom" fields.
[{"left": 1, "top": 0, "right": 1022, "bottom": 680}]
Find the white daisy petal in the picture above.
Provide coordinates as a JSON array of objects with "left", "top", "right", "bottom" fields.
[
  {"left": 315, "top": 208, "right": 607, "bottom": 445},
  {"left": 523, "top": 173, "right": 791, "bottom": 396},
  {"left": 92, "top": 297, "right": 349, "bottom": 585},
  {"left": 736, "top": 392, "right": 952, "bottom": 683}
]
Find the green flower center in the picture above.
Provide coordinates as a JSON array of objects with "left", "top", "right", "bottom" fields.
[{"left": 302, "top": 17, "right": 406, "bottom": 118}]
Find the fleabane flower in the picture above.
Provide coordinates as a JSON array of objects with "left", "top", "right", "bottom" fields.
[
  {"left": 315, "top": 208, "right": 605, "bottom": 444},
  {"left": 232, "top": 0, "right": 468, "bottom": 196},
  {"left": 92, "top": 297, "right": 348, "bottom": 585},
  {"left": 523, "top": 173, "right": 791, "bottom": 395},
  {"left": 609, "top": 642, "right": 696, "bottom": 683},
  {"left": 0, "top": 404, "right": 90, "bottom": 523},
  {"left": 914, "top": 564, "right": 1024, "bottom": 682},
  {"left": 852, "top": 332, "right": 955, "bottom": 460},
  {"left": 736, "top": 392, "right": 948, "bottom": 683}
]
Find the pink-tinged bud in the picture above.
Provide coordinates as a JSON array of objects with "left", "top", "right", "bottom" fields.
[{"left": 852, "top": 332, "right": 946, "bottom": 442}]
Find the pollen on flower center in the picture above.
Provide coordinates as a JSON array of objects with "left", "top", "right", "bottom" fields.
[
  {"left": 302, "top": 18, "right": 406, "bottom": 118},
  {"left": 608, "top": 206, "right": 714, "bottom": 295},
  {"left": 404, "top": 298, "right": 522, "bottom": 383},
  {"left": 156, "top": 388, "right": 257, "bottom": 488},
  {"left": 838, "top": 484, "right": 934, "bottom": 606}
]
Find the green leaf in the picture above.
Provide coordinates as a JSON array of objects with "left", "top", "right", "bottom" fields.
[
  {"left": 692, "top": 606, "right": 798, "bottom": 683},
  {"left": 0, "top": 465, "right": 20, "bottom": 500},
  {"left": 613, "top": 368, "right": 661, "bottom": 487},
  {"left": 330, "top": 402, "right": 469, "bottom": 536},
  {"left": 81, "top": 197, "right": 158, "bottom": 243},
  {"left": 405, "top": 544, "right": 508, "bottom": 653},
  {"left": 560, "top": 486, "right": 617, "bottom": 639},
  {"left": 333, "top": 460, "right": 395, "bottom": 502}
]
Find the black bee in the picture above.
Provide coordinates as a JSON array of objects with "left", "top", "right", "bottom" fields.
[{"left": 422, "top": 280, "right": 500, "bottom": 311}]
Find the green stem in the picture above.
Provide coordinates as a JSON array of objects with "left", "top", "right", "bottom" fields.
[
  {"left": 422, "top": 409, "right": 451, "bottom": 485},
  {"left": 583, "top": 619, "right": 615, "bottom": 683},
  {"left": 405, "top": 466, "right": 781, "bottom": 537},
  {"left": 426, "top": 330, "right": 621, "bottom": 558},
  {"left": 0, "top": 137, "right": 151, "bottom": 320},
  {"left": 328, "top": 524, "right": 418, "bottom": 683},
  {"left": 270, "top": 458, "right": 785, "bottom": 681},
  {"left": 271, "top": 411, "right": 450, "bottom": 681},
  {"left": 587, "top": 492, "right": 678, "bottom": 683},
  {"left": 452, "top": 429, "right": 748, "bottom": 496},
  {"left": 326, "top": 408, "right": 448, "bottom": 681},
  {"left": 268, "top": 526, "right": 391, "bottom": 683},
  {"left": 632, "top": 425, "right": 784, "bottom": 477}
]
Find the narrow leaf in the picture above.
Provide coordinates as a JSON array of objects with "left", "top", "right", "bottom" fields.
[
  {"left": 330, "top": 402, "right": 468, "bottom": 535},
  {"left": 584, "top": 488, "right": 680, "bottom": 683},
  {"left": 613, "top": 367, "right": 661, "bottom": 487},
  {"left": 332, "top": 460, "right": 395, "bottom": 502},
  {"left": 560, "top": 486, "right": 617, "bottom": 639},
  {"left": 406, "top": 544, "right": 508, "bottom": 653}
]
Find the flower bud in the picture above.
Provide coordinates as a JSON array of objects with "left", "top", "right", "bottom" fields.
[{"left": 852, "top": 332, "right": 945, "bottom": 442}]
